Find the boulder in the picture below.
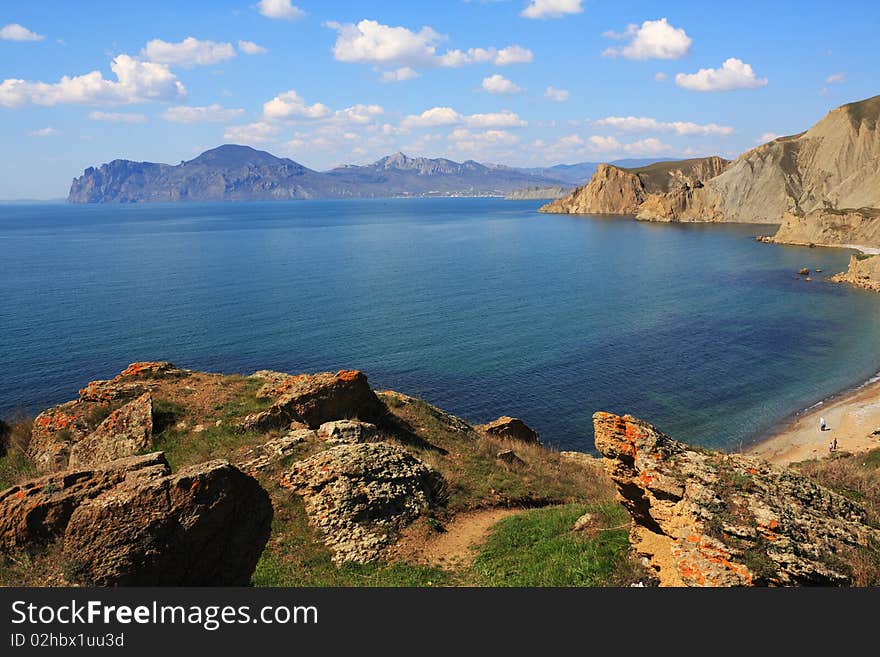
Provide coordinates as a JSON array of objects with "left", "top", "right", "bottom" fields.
[
  {"left": 317, "top": 420, "right": 380, "bottom": 444},
  {"left": 496, "top": 449, "right": 526, "bottom": 467},
  {"left": 28, "top": 403, "right": 92, "bottom": 472},
  {"left": 118, "top": 361, "right": 185, "bottom": 378},
  {"left": 593, "top": 411, "right": 880, "bottom": 587},
  {"left": 241, "top": 370, "right": 384, "bottom": 432},
  {"left": 572, "top": 513, "right": 595, "bottom": 532},
  {"left": 479, "top": 416, "right": 541, "bottom": 444},
  {"left": 62, "top": 460, "right": 272, "bottom": 586},
  {"left": 78, "top": 379, "right": 148, "bottom": 403},
  {"left": 281, "top": 442, "right": 445, "bottom": 563},
  {"left": 68, "top": 393, "right": 153, "bottom": 468},
  {"left": 0, "top": 453, "right": 170, "bottom": 552},
  {"left": 237, "top": 429, "right": 313, "bottom": 473}
]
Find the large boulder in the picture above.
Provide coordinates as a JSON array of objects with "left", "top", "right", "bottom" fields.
[
  {"left": 68, "top": 393, "right": 153, "bottom": 468},
  {"left": 236, "top": 429, "right": 314, "bottom": 474},
  {"left": 0, "top": 453, "right": 170, "bottom": 552},
  {"left": 28, "top": 403, "right": 93, "bottom": 472},
  {"left": 317, "top": 420, "right": 380, "bottom": 444},
  {"left": 478, "top": 416, "right": 541, "bottom": 444},
  {"left": 593, "top": 411, "right": 880, "bottom": 587},
  {"left": 242, "top": 370, "right": 385, "bottom": 432},
  {"left": 62, "top": 460, "right": 272, "bottom": 586},
  {"left": 281, "top": 442, "right": 445, "bottom": 563}
]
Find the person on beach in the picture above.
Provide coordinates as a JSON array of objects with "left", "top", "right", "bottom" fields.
[{"left": 820, "top": 417, "right": 827, "bottom": 431}]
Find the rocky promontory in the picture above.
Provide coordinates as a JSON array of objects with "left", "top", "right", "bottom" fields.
[
  {"left": 765, "top": 207, "right": 880, "bottom": 249},
  {"left": 831, "top": 253, "right": 880, "bottom": 292}
]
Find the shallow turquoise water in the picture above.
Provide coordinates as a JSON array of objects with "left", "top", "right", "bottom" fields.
[{"left": 2, "top": 198, "right": 879, "bottom": 452}]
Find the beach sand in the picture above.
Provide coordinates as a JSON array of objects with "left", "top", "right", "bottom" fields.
[{"left": 747, "top": 378, "right": 880, "bottom": 465}]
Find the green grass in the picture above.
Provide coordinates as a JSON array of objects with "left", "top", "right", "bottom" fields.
[
  {"left": 0, "top": 450, "right": 36, "bottom": 491},
  {"left": 470, "top": 503, "right": 639, "bottom": 587}
]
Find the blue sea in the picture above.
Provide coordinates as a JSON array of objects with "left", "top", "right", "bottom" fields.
[{"left": 2, "top": 198, "right": 880, "bottom": 452}]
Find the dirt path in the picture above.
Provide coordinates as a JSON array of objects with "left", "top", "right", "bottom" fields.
[{"left": 393, "top": 508, "right": 521, "bottom": 568}]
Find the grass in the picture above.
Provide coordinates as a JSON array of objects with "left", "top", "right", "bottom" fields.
[
  {"left": 470, "top": 503, "right": 640, "bottom": 587},
  {"left": 0, "top": 415, "right": 35, "bottom": 490}
]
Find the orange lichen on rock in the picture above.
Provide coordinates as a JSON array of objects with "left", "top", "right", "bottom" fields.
[{"left": 336, "top": 370, "right": 363, "bottom": 383}]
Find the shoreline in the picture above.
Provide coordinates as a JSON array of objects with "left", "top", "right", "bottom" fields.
[{"left": 744, "top": 373, "right": 880, "bottom": 465}]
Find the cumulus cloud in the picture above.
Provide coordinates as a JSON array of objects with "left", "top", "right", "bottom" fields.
[
  {"left": 675, "top": 58, "right": 768, "bottom": 91},
  {"left": 1, "top": 23, "right": 44, "bottom": 41},
  {"left": 326, "top": 20, "right": 532, "bottom": 71},
  {"left": 88, "top": 111, "right": 147, "bottom": 123},
  {"left": 826, "top": 72, "right": 846, "bottom": 84},
  {"left": 0, "top": 55, "right": 186, "bottom": 107},
  {"left": 401, "top": 107, "right": 463, "bottom": 129},
  {"left": 521, "top": 0, "right": 583, "bottom": 19},
  {"left": 28, "top": 127, "right": 58, "bottom": 137},
  {"left": 482, "top": 74, "right": 522, "bottom": 94},
  {"left": 602, "top": 18, "right": 691, "bottom": 60},
  {"left": 380, "top": 67, "right": 420, "bottom": 83},
  {"left": 162, "top": 104, "right": 245, "bottom": 123},
  {"left": 263, "top": 89, "right": 332, "bottom": 120},
  {"left": 238, "top": 40, "right": 267, "bottom": 55},
  {"left": 335, "top": 104, "right": 384, "bottom": 124},
  {"left": 257, "top": 0, "right": 304, "bottom": 21},
  {"left": 401, "top": 107, "right": 527, "bottom": 130},
  {"left": 466, "top": 110, "right": 527, "bottom": 128},
  {"left": 223, "top": 121, "right": 280, "bottom": 143},
  {"left": 621, "top": 137, "right": 671, "bottom": 155},
  {"left": 594, "top": 115, "right": 733, "bottom": 136},
  {"left": 539, "top": 132, "right": 675, "bottom": 161},
  {"left": 447, "top": 128, "right": 519, "bottom": 154},
  {"left": 545, "top": 86, "right": 569, "bottom": 101},
  {"left": 142, "top": 37, "right": 236, "bottom": 68}
]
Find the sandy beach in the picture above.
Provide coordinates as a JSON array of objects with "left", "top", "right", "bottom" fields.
[{"left": 747, "top": 377, "right": 880, "bottom": 465}]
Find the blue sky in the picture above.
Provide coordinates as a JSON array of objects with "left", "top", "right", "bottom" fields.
[{"left": 0, "top": 0, "right": 877, "bottom": 198}]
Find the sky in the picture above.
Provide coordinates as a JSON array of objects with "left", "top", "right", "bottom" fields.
[{"left": 0, "top": 0, "right": 877, "bottom": 199}]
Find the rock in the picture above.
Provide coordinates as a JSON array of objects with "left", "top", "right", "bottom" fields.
[
  {"left": 280, "top": 443, "right": 445, "bottom": 563},
  {"left": 593, "top": 411, "right": 880, "bottom": 586},
  {"left": 62, "top": 460, "right": 272, "bottom": 586},
  {"left": 317, "top": 420, "right": 380, "bottom": 444},
  {"left": 237, "top": 429, "right": 313, "bottom": 473},
  {"left": 78, "top": 379, "right": 148, "bottom": 403},
  {"left": 831, "top": 253, "right": 880, "bottom": 293},
  {"left": 68, "top": 394, "right": 153, "bottom": 469},
  {"left": 805, "top": 277, "right": 812, "bottom": 282},
  {"left": 241, "top": 370, "right": 384, "bottom": 432},
  {"left": 572, "top": 513, "right": 595, "bottom": 532},
  {"left": 0, "top": 453, "right": 170, "bottom": 552},
  {"left": 118, "top": 361, "right": 185, "bottom": 378},
  {"left": 496, "top": 449, "right": 526, "bottom": 467},
  {"left": 28, "top": 403, "right": 92, "bottom": 472},
  {"left": 479, "top": 416, "right": 541, "bottom": 444},
  {"left": 799, "top": 268, "right": 810, "bottom": 275},
  {"left": 559, "top": 451, "right": 603, "bottom": 470}
]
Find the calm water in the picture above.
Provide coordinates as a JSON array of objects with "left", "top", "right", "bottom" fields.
[{"left": 2, "top": 198, "right": 880, "bottom": 452}]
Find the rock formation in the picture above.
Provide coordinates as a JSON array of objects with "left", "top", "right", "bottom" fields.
[
  {"left": 831, "top": 253, "right": 880, "bottom": 292},
  {"left": 593, "top": 411, "right": 880, "bottom": 586},
  {"left": 68, "top": 393, "right": 153, "bottom": 468},
  {"left": 504, "top": 186, "right": 572, "bottom": 200},
  {"left": 317, "top": 420, "right": 380, "bottom": 444},
  {"left": 280, "top": 442, "right": 446, "bottom": 563},
  {"left": 766, "top": 207, "right": 880, "bottom": 249},
  {"left": 478, "top": 416, "right": 541, "bottom": 444}
]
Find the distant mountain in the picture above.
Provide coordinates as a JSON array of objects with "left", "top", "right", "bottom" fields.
[{"left": 67, "top": 146, "right": 569, "bottom": 203}]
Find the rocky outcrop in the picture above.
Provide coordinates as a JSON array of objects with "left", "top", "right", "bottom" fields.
[
  {"left": 593, "top": 411, "right": 880, "bottom": 587},
  {"left": 281, "top": 442, "right": 446, "bottom": 563},
  {"left": 540, "top": 157, "right": 729, "bottom": 216},
  {"left": 63, "top": 459, "right": 272, "bottom": 586},
  {"left": 68, "top": 393, "right": 153, "bottom": 468},
  {"left": 28, "top": 403, "right": 92, "bottom": 472},
  {"left": 478, "top": 416, "right": 541, "bottom": 444},
  {"left": 0, "top": 453, "right": 170, "bottom": 552},
  {"left": 317, "top": 420, "right": 380, "bottom": 444},
  {"left": 766, "top": 207, "right": 880, "bottom": 249},
  {"left": 236, "top": 429, "right": 313, "bottom": 473},
  {"left": 831, "top": 253, "right": 880, "bottom": 292},
  {"left": 241, "top": 370, "right": 385, "bottom": 432}
]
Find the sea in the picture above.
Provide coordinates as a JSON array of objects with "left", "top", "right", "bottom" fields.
[{"left": 2, "top": 198, "right": 880, "bottom": 452}]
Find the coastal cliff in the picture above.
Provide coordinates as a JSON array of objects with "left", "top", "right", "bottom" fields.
[
  {"left": 831, "top": 253, "right": 880, "bottom": 292},
  {"left": 763, "top": 207, "right": 880, "bottom": 249},
  {"left": 539, "top": 157, "right": 728, "bottom": 215},
  {"left": 3, "top": 361, "right": 880, "bottom": 586}
]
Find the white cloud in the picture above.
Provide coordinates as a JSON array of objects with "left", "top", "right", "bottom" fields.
[
  {"left": 0, "top": 54, "right": 186, "bottom": 107},
  {"left": 482, "top": 74, "right": 522, "bottom": 94},
  {"left": 588, "top": 135, "right": 620, "bottom": 151},
  {"left": 257, "top": 0, "right": 304, "bottom": 21},
  {"left": 540, "top": 133, "right": 674, "bottom": 161},
  {"left": 675, "top": 58, "right": 768, "bottom": 91},
  {"left": 826, "top": 72, "right": 846, "bottom": 84},
  {"left": 238, "top": 40, "right": 267, "bottom": 55},
  {"left": 402, "top": 106, "right": 463, "bottom": 129},
  {"left": 545, "top": 86, "right": 569, "bottom": 101},
  {"left": 756, "top": 132, "right": 779, "bottom": 144},
  {"left": 88, "top": 111, "right": 147, "bottom": 123},
  {"left": 142, "top": 37, "right": 236, "bottom": 68},
  {"left": 622, "top": 137, "right": 671, "bottom": 155},
  {"left": 335, "top": 104, "right": 384, "bottom": 124},
  {"left": 326, "top": 20, "right": 532, "bottom": 71},
  {"left": 162, "top": 104, "right": 245, "bottom": 123},
  {"left": 521, "top": 0, "right": 583, "bottom": 19},
  {"left": 466, "top": 110, "right": 527, "bottom": 128},
  {"left": 602, "top": 18, "right": 691, "bottom": 60},
  {"left": 28, "top": 127, "right": 58, "bottom": 137},
  {"left": 223, "top": 121, "right": 279, "bottom": 143},
  {"left": 263, "top": 89, "right": 332, "bottom": 120},
  {"left": 447, "top": 128, "right": 519, "bottom": 152},
  {"left": 594, "top": 116, "right": 733, "bottom": 136},
  {"left": 380, "top": 67, "right": 420, "bottom": 83},
  {"left": 654, "top": 72, "right": 667, "bottom": 82},
  {"left": 1, "top": 23, "right": 44, "bottom": 41}
]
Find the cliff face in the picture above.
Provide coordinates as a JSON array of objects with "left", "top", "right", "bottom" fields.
[
  {"left": 539, "top": 156, "right": 729, "bottom": 216},
  {"left": 831, "top": 253, "right": 880, "bottom": 292},
  {"left": 641, "top": 95, "right": 880, "bottom": 223},
  {"left": 766, "top": 207, "right": 880, "bottom": 248},
  {"left": 594, "top": 411, "right": 880, "bottom": 587}
]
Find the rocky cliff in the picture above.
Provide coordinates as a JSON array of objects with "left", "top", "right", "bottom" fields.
[
  {"left": 764, "top": 207, "right": 880, "bottom": 249},
  {"left": 831, "top": 253, "right": 880, "bottom": 292},
  {"left": 539, "top": 157, "right": 729, "bottom": 215}
]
